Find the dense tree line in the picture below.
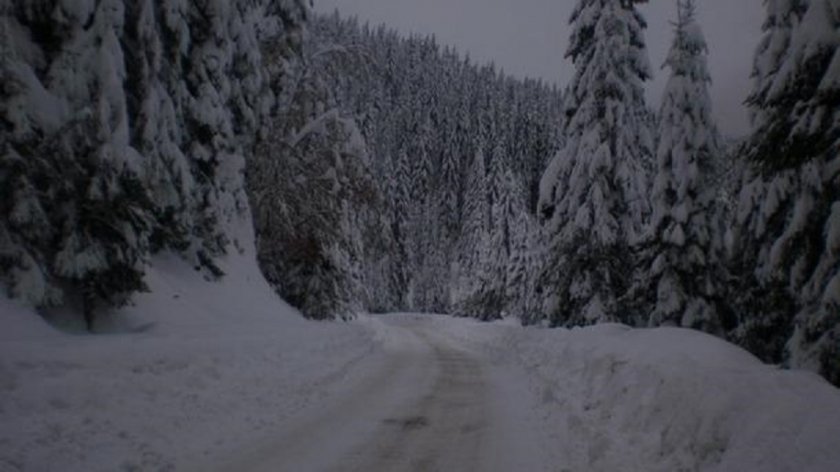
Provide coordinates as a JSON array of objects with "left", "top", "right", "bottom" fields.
[
  {"left": 1, "top": 0, "right": 308, "bottom": 329},
  {"left": 315, "top": 13, "right": 567, "bottom": 319},
  {"left": 249, "top": 12, "right": 565, "bottom": 319},
  {"left": 534, "top": 0, "right": 839, "bottom": 385}
]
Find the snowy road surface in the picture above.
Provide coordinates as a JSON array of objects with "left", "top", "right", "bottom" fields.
[
  {"left": 6, "top": 291, "right": 840, "bottom": 471},
  {"left": 213, "top": 314, "right": 551, "bottom": 472}
]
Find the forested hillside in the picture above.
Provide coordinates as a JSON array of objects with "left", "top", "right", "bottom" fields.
[{"left": 247, "top": 12, "right": 565, "bottom": 319}]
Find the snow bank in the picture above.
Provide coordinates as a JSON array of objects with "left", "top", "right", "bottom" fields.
[
  {"left": 429, "top": 316, "right": 840, "bottom": 471},
  {"left": 0, "top": 296, "right": 62, "bottom": 342},
  {"left": 0, "top": 250, "right": 375, "bottom": 471},
  {"left": 504, "top": 324, "right": 840, "bottom": 472}
]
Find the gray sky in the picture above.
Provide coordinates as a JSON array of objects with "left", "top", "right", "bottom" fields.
[{"left": 313, "top": 0, "right": 765, "bottom": 136}]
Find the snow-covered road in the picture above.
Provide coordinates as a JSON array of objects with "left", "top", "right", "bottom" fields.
[
  {"left": 202, "top": 313, "right": 840, "bottom": 472},
  {"left": 5, "top": 274, "right": 840, "bottom": 472},
  {"left": 212, "top": 314, "right": 551, "bottom": 472}
]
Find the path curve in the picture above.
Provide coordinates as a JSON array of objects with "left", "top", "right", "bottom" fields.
[{"left": 212, "top": 314, "right": 550, "bottom": 472}]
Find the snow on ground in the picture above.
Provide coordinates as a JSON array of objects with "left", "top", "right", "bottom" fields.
[
  {"left": 0, "top": 250, "right": 376, "bottom": 472},
  {"left": 3, "top": 292, "right": 840, "bottom": 471},
  {"left": 433, "top": 316, "right": 840, "bottom": 472}
]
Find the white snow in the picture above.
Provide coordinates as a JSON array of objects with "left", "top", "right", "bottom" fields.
[
  {"left": 437, "top": 318, "right": 840, "bottom": 472},
  {"left": 0, "top": 250, "right": 375, "bottom": 471},
  {"left": 3, "top": 279, "right": 840, "bottom": 471}
]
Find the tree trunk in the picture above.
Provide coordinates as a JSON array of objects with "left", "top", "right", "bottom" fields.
[{"left": 83, "top": 288, "right": 96, "bottom": 333}]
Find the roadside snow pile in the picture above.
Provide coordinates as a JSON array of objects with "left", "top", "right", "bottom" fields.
[
  {"left": 0, "top": 252, "right": 375, "bottom": 472},
  {"left": 378, "top": 314, "right": 840, "bottom": 470},
  {"left": 502, "top": 323, "right": 840, "bottom": 472}
]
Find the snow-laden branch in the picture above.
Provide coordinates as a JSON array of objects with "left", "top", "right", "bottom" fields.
[{"left": 287, "top": 108, "right": 341, "bottom": 148}]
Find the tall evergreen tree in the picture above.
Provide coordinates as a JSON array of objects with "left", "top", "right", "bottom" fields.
[
  {"left": 642, "top": 0, "right": 725, "bottom": 333},
  {"left": 506, "top": 208, "right": 542, "bottom": 320},
  {"left": 249, "top": 38, "right": 381, "bottom": 320},
  {"left": 391, "top": 148, "right": 414, "bottom": 308},
  {"left": 3, "top": 0, "right": 157, "bottom": 328},
  {"left": 536, "top": 0, "right": 654, "bottom": 326},
  {"left": 454, "top": 148, "right": 490, "bottom": 316},
  {"left": 467, "top": 144, "right": 517, "bottom": 319},
  {"left": 745, "top": 0, "right": 836, "bottom": 171},
  {"left": 735, "top": 0, "right": 840, "bottom": 384}
]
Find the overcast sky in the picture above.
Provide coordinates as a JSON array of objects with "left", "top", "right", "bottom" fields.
[{"left": 313, "top": 0, "right": 765, "bottom": 136}]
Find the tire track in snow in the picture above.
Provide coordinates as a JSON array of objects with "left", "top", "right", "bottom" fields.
[{"left": 208, "top": 314, "right": 551, "bottom": 472}]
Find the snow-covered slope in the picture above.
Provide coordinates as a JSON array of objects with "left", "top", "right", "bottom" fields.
[
  {"left": 3, "top": 269, "right": 839, "bottom": 471},
  {"left": 432, "top": 316, "right": 840, "bottom": 472},
  {"left": 0, "top": 245, "right": 375, "bottom": 471}
]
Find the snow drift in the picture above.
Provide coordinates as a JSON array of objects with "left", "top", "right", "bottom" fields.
[
  {"left": 0, "top": 246, "right": 376, "bottom": 471},
  {"left": 433, "top": 316, "right": 840, "bottom": 472}
]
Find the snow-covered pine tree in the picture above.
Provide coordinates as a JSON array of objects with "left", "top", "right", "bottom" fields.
[
  {"left": 506, "top": 210, "right": 544, "bottom": 321},
  {"left": 249, "top": 32, "right": 382, "bottom": 320},
  {"left": 536, "top": 0, "right": 654, "bottom": 327},
  {"left": 1, "top": 1, "right": 79, "bottom": 309},
  {"left": 746, "top": 0, "right": 835, "bottom": 171},
  {"left": 729, "top": 168, "right": 802, "bottom": 362},
  {"left": 179, "top": 0, "right": 241, "bottom": 277},
  {"left": 729, "top": 0, "right": 805, "bottom": 357},
  {"left": 388, "top": 147, "right": 414, "bottom": 308},
  {"left": 2, "top": 0, "right": 308, "bottom": 328},
  {"left": 641, "top": 0, "right": 726, "bottom": 334},
  {"left": 406, "top": 110, "right": 436, "bottom": 310},
  {"left": 2, "top": 0, "right": 156, "bottom": 329},
  {"left": 464, "top": 141, "right": 516, "bottom": 320},
  {"left": 492, "top": 166, "right": 531, "bottom": 318},
  {"left": 436, "top": 122, "right": 463, "bottom": 311},
  {"left": 124, "top": 0, "right": 194, "bottom": 254},
  {"left": 454, "top": 147, "right": 490, "bottom": 317},
  {"left": 734, "top": 0, "right": 840, "bottom": 384}
]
